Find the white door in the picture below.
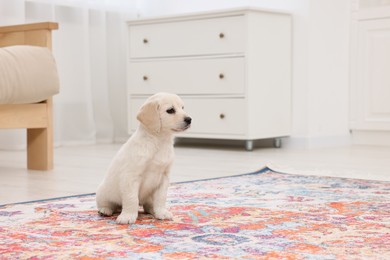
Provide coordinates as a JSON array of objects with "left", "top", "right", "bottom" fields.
[{"left": 352, "top": 18, "right": 390, "bottom": 131}]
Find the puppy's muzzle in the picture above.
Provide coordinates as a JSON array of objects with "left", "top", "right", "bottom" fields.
[
  {"left": 184, "top": 117, "right": 192, "bottom": 126},
  {"left": 172, "top": 116, "right": 192, "bottom": 132},
  {"left": 180, "top": 116, "right": 192, "bottom": 131}
]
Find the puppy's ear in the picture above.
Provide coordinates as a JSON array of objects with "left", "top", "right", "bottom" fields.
[{"left": 137, "top": 100, "right": 161, "bottom": 133}]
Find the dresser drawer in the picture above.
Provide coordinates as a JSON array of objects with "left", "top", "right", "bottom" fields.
[
  {"left": 183, "top": 98, "right": 246, "bottom": 135},
  {"left": 129, "top": 97, "right": 246, "bottom": 135},
  {"left": 128, "top": 57, "right": 245, "bottom": 95},
  {"left": 129, "top": 15, "right": 246, "bottom": 58}
]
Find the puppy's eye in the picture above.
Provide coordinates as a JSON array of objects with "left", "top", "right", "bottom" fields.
[{"left": 166, "top": 108, "right": 176, "bottom": 114}]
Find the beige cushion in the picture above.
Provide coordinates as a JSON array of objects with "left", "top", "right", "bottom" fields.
[{"left": 0, "top": 45, "right": 59, "bottom": 104}]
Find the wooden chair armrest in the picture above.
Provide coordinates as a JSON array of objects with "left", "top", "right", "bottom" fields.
[
  {"left": 0, "top": 22, "right": 58, "bottom": 33},
  {"left": 0, "top": 22, "right": 58, "bottom": 48}
]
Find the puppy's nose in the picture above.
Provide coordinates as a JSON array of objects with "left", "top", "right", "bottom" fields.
[{"left": 184, "top": 117, "right": 192, "bottom": 125}]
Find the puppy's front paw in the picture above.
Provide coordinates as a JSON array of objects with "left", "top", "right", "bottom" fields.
[
  {"left": 98, "top": 207, "right": 114, "bottom": 217},
  {"left": 116, "top": 212, "right": 138, "bottom": 224},
  {"left": 154, "top": 209, "right": 173, "bottom": 220}
]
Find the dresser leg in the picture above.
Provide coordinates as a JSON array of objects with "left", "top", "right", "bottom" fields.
[
  {"left": 274, "top": 138, "right": 282, "bottom": 148},
  {"left": 245, "top": 140, "right": 253, "bottom": 151}
]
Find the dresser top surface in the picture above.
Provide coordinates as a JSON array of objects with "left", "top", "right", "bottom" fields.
[{"left": 127, "top": 6, "right": 291, "bottom": 25}]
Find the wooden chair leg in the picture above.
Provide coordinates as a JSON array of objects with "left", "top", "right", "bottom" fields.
[
  {"left": 27, "top": 128, "right": 53, "bottom": 170},
  {"left": 27, "top": 99, "right": 54, "bottom": 170}
]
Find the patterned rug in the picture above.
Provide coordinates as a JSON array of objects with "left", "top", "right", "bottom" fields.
[{"left": 0, "top": 167, "right": 389, "bottom": 259}]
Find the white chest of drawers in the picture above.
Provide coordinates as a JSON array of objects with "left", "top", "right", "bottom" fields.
[{"left": 127, "top": 8, "right": 292, "bottom": 150}]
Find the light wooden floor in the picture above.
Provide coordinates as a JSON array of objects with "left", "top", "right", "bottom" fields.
[{"left": 1, "top": 142, "right": 389, "bottom": 205}]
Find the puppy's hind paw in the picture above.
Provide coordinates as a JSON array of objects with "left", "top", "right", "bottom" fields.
[
  {"left": 98, "top": 207, "right": 114, "bottom": 217},
  {"left": 154, "top": 209, "right": 173, "bottom": 220},
  {"left": 116, "top": 212, "right": 138, "bottom": 224}
]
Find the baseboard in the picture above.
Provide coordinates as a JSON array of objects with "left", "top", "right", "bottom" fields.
[
  {"left": 0, "top": 133, "right": 353, "bottom": 151},
  {"left": 352, "top": 130, "right": 390, "bottom": 146},
  {"left": 282, "top": 134, "right": 352, "bottom": 149}
]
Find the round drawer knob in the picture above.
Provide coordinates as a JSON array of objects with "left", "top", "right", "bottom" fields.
[
  {"left": 143, "top": 38, "right": 148, "bottom": 44},
  {"left": 143, "top": 76, "right": 148, "bottom": 81},
  {"left": 219, "top": 114, "right": 225, "bottom": 119},
  {"left": 219, "top": 33, "right": 225, "bottom": 39},
  {"left": 219, "top": 73, "right": 225, "bottom": 79}
]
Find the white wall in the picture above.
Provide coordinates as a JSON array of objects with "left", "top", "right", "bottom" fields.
[
  {"left": 305, "top": 1, "right": 351, "bottom": 147},
  {"left": 135, "top": 0, "right": 352, "bottom": 148}
]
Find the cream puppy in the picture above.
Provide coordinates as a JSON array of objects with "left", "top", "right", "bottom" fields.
[{"left": 96, "top": 93, "right": 191, "bottom": 224}]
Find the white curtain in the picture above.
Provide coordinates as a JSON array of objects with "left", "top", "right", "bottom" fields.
[{"left": 0, "top": 0, "right": 138, "bottom": 149}]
